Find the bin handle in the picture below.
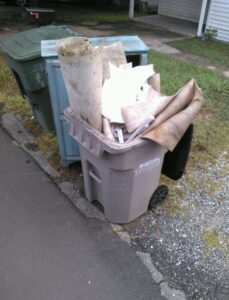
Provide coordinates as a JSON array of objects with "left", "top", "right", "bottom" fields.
[{"left": 89, "top": 170, "right": 101, "bottom": 183}]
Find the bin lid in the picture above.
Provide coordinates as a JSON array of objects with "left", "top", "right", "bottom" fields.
[
  {"left": 0, "top": 25, "right": 77, "bottom": 61},
  {"left": 41, "top": 35, "right": 149, "bottom": 58},
  {"left": 90, "top": 36, "right": 149, "bottom": 54}
]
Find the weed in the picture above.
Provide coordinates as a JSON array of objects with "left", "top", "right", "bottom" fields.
[
  {"left": 23, "top": 118, "right": 44, "bottom": 137},
  {"left": 159, "top": 175, "right": 190, "bottom": 216},
  {"left": 204, "top": 28, "right": 218, "bottom": 40},
  {"left": 0, "top": 13, "right": 11, "bottom": 24},
  {"left": 200, "top": 229, "right": 229, "bottom": 260},
  {"left": 36, "top": 132, "right": 58, "bottom": 157},
  {"left": 201, "top": 230, "right": 220, "bottom": 260}
]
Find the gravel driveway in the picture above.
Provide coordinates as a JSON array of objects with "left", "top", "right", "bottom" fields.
[{"left": 124, "top": 151, "right": 229, "bottom": 299}]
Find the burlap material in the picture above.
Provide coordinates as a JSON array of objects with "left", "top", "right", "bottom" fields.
[{"left": 143, "top": 79, "right": 204, "bottom": 151}]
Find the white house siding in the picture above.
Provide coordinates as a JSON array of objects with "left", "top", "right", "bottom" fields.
[
  {"left": 206, "top": 0, "right": 229, "bottom": 42},
  {"left": 158, "top": 0, "right": 202, "bottom": 23}
]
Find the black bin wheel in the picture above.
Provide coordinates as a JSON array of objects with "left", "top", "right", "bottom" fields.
[{"left": 148, "top": 185, "right": 169, "bottom": 210}]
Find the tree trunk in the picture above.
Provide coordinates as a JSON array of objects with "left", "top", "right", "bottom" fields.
[{"left": 129, "top": 0, "right": 135, "bottom": 18}]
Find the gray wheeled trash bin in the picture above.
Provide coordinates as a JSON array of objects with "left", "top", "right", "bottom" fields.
[
  {"left": 64, "top": 107, "right": 167, "bottom": 224},
  {"left": 0, "top": 25, "right": 77, "bottom": 131}
]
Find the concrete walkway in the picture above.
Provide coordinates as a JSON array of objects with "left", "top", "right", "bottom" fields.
[
  {"left": 0, "top": 126, "right": 164, "bottom": 300},
  {"left": 134, "top": 15, "right": 197, "bottom": 37}
]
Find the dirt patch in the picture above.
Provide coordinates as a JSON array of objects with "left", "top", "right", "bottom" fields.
[
  {"left": 171, "top": 52, "right": 229, "bottom": 75},
  {"left": 67, "top": 25, "right": 115, "bottom": 37}
]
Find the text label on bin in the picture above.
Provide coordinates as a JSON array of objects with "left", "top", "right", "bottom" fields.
[{"left": 135, "top": 158, "right": 161, "bottom": 176}]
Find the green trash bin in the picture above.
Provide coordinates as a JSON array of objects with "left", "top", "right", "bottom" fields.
[{"left": 0, "top": 25, "right": 77, "bottom": 131}]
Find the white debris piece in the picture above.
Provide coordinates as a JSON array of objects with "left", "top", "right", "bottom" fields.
[{"left": 102, "top": 63, "right": 155, "bottom": 123}]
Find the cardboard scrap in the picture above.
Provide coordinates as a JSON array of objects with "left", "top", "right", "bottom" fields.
[
  {"left": 143, "top": 79, "right": 204, "bottom": 151},
  {"left": 102, "top": 42, "right": 127, "bottom": 80}
]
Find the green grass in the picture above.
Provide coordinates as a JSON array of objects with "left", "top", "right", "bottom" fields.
[
  {"left": 168, "top": 37, "right": 229, "bottom": 66},
  {"left": 1, "top": 49, "right": 229, "bottom": 175},
  {"left": 0, "top": 12, "right": 11, "bottom": 24},
  {"left": 0, "top": 11, "right": 22, "bottom": 25},
  {"left": 56, "top": 9, "right": 129, "bottom": 24},
  {"left": 55, "top": 6, "right": 146, "bottom": 24},
  {"left": 0, "top": 54, "right": 32, "bottom": 117},
  {"left": 149, "top": 50, "right": 229, "bottom": 169}
]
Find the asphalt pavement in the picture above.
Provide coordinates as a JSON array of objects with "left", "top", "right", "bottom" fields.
[{"left": 0, "top": 126, "right": 164, "bottom": 300}]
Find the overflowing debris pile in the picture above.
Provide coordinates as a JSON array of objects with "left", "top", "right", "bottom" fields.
[{"left": 57, "top": 37, "right": 204, "bottom": 151}]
